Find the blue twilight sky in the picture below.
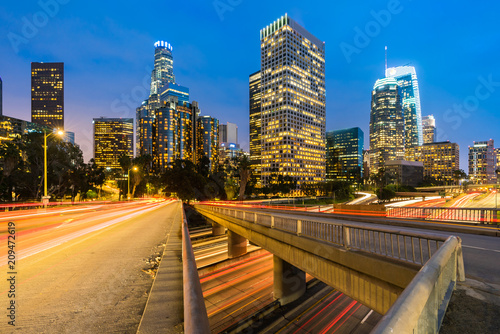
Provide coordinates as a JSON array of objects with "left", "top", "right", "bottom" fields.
[{"left": 0, "top": 0, "right": 499, "bottom": 171}]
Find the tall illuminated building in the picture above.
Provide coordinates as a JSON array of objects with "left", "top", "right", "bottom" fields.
[
  {"left": 415, "top": 141, "right": 459, "bottom": 184},
  {"left": 260, "top": 14, "right": 326, "bottom": 188},
  {"left": 422, "top": 115, "right": 436, "bottom": 144},
  {"left": 93, "top": 118, "right": 133, "bottom": 170},
  {"left": 326, "top": 127, "right": 364, "bottom": 181},
  {"left": 152, "top": 97, "right": 198, "bottom": 172},
  {"left": 249, "top": 70, "right": 262, "bottom": 185},
  {"left": 496, "top": 148, "right": 500, "bottom": 174},
  {"left": 469, "top": 140, "right": 496, "bottom": 184},
  {"left": 150, "top": 41, "right": 175, "bottom": 95},
  {"left": 369, "top": 77, "right": 404, "bottom": 174},
  {"left": 31, "top": 62, "right": 64, "bottom": 130},
  {"left": 386, "top": 66, "right": 423, "bottom": 160},
  {"left": 196, "top": 116, "right": 219, "bottom": 173}
]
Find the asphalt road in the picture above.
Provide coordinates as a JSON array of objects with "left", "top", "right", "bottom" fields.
[{"left": 0, "top": 199, "right": 179, "bottom": 333}]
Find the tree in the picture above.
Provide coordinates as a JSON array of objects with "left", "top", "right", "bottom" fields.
[
  {"left": 162, "top": 159, "right": 207, "bottom": 202},
  {"left": 237, "top": 156, "right": 251, "bottom": 201}
]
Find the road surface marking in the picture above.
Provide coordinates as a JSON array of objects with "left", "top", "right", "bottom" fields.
[
  {"left": 361, "top": 310, "right": 373, "bottom": 324},
  {"left": 463, "top": 245, "right": 500, "bottom": 253}
]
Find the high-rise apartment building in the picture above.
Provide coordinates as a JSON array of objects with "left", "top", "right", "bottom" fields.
[
  {"left": 386, "top": 66, "right": 423, "bottom": 160},
  {"left": 326, "top": 127, "right": 364, "bottom": 181},
  {"left": 422, "top": 115, "right": 436, "bottom": 144},
  {"left": 260, "top": 14, "right": 326, "bottom": 188},
  {"left": 415, "top": 141, "right": 459, "bottom": 184},
  {"left": 370, "top": 77, "right": 404, "bottom": 174},
  {"left": 469, "top": 140, "right": 496, "bottom": 184},
  {"left": 249, "top": 70, "right": 262, "bottom": 185},
  {"left": 196, "top": 116, "right": 219, "bottom": 173},
  {"left": 93, "top": 118, "right": 133, "bottom": 170},
  {"left": 219, "top": 122, "right": 238, "bottom": 145},
  {"left": 31, "top": 62, "right": 64, "bottom": 130}
]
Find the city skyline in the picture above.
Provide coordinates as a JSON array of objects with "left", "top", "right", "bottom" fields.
[{"left": 1, "top": 1, "right": 499, "bottom": 171}]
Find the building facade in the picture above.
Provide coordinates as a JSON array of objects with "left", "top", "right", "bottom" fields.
[
  {"left": 415, "top": 141, "right": 459, "bottom": 184},
  {"left": 0, "top": 115, "right": 50, "bottom": 145},
  {"left": 249, "top": 70, "right": 262, "bottom": 186},
  {"left": 468, "top": 140, "right": 496, "bottom": 184},
  {"left": 369, "top": 77, "right": 404, "bottom": 174},
  {"left": 150, "top": 41, "right": 175, "bottom": 95},
  {"left": 93, "top": 118, "right": 133, "bottom": 170},
  {"left": 260, "top": 14, "right": 326, "bottom": 189},
  {"left": 422, "top": 115, "right": 436, "bottom": 144},
  {"left": 31, "top": 62, "right": 64, "bottom": 130},
  {"left": 326, "top": 127, "right": 364, "bottom": 182},
  {"left": 219, "top": 122, "right": 238, "bottom": 145},
  {"left": 196, "top": 116, "right": 219, "bottom": 173},
  {"left": 386, "top": 66, "right": 423, "bottom": 160},
  {"left": 385, "top": 160, "right": 424, "bottom": 187}
]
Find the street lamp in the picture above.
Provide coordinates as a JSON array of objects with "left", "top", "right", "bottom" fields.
[
  {"left": 127, "top": 166, "right": 138, "bottom": 200},
  {"left": 43, "top": 129, "right": 64, "bottom": 205}
]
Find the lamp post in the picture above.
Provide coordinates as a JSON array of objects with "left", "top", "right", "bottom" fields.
[
  {"left": 127, "top": 166, "right": 138, "bottom": 200},
  {"left": 43, "top": 129, "right": 64, "bottom": 205}
]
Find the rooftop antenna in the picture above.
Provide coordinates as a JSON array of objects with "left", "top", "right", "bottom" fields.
[{"left": 385, "top": 46, "right": 388, "bottom": 74}]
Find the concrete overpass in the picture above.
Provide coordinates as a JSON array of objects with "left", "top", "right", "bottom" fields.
[{"left": 194, "top": 203, "right": 464, "bottom": 333}]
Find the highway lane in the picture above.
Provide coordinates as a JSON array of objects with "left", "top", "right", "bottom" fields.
[
  {"left": 193, "top": 236, "right": 261, "bottom": 268},
  {"left": 275, "top": 288, "right": 380, "bottom": 334},
  {"left": 0, "top": 199, "right": 179, "bottom": 333},
  {"left": 200, "top": 252, "right": 275, "bottom": 333}
]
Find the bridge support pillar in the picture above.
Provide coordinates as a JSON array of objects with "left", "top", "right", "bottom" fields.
[
  {"left": 228, "top": 230, "right": 247, "bottom": 258},
  {"left": 273, "top": 255, "right": 306, "bottom": 306},
  {"left": 212, "top": 222, "right": 225, "bottom": 236}
]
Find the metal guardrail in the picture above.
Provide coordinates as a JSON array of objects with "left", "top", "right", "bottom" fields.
[
  {"left": 387, "top": 206, "right": 500, "bottom": 224},
  {"left": 199, "top": 204, "right": 450, "bottom": 267},
  {"left": 372, "top": 236, "right": 465, "bottom": 333},
  {"left": 198, "top": 204, "right": 465, "bottom": 333},
  {"left": 181, "top": 206, "right": 210, "bottom": 334}
]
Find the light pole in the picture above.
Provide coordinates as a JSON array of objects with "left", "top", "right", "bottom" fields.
[
  {"left": 43, "top": 129, "right": 64, "bottom": 205},
  {"left": 127, "top": 166, "right": 138, "bottom": 200}
]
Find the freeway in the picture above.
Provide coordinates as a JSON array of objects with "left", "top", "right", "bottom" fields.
[{"left": 0, "top": 199, "right": 179, "bottom": 333}]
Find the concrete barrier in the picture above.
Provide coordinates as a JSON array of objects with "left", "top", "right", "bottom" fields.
[
  {"left": 181, "top": 205, "right": 210, "bottom": 334},
  {"left": 371, "top": 236, "right": 465, "bottom": 334}
]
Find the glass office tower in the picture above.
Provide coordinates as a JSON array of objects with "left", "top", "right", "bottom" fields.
[
  {"left": 260, "top": 14, "right": 326, "bottom": 189},
  {"left": 150, "top": 41, "right": 175, "bottom": 95},
  {"left": 370, "top": 77, "right": 404, "bottom": 174},
  {"left": 386, "top": 66, "right": 423, "bottom": 160},
  {"left": 469, "top": 140, "right": 496, "bottom": 184},
  {"left": 31, "top": 62, "right": 64, "bottom": 130},
  {"left": 326, "top": 127, "right": 364, "bottom": 181},
  {"left": 422, "top": 115, "right": 436, "bottom": 144}
]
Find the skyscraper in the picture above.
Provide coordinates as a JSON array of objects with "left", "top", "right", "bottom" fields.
[
  {"left": 469, "top": 140, "right": 496, "bottom": 184},
  {"left": 219, "top": 122, "right": 238, "bottom": 145},
  {"left": 249, "top": 70, "right": 262, "bottom": 186},
  {"left": 260, "top": 14, "right": 326, "bottom": 189},
  {"left": 93, "top": 118, "right": 134, "bottom": 170},
  {"left": 31, "top": 62, "right": 64, "bottom": 130},
  {"left": 326, "top": 127, "right": 364, "bottom": 182},
  {"left": 150, "top": 41, "right": 175, "bottom": 95},
  {"left": 196, "top": 116, "right": 219, "bottom": 173},
  {"left": 422, "top": 115, "right": 436, "bottom": 144},
  {"left": 0, "top": 76, "right": 3, "bottom": 116},
  {"left": 370, "top": 77, "right": 404, "bottom": 174},
  {"left": 386, "top": 66, "right": 423, "bottom": 160}
]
